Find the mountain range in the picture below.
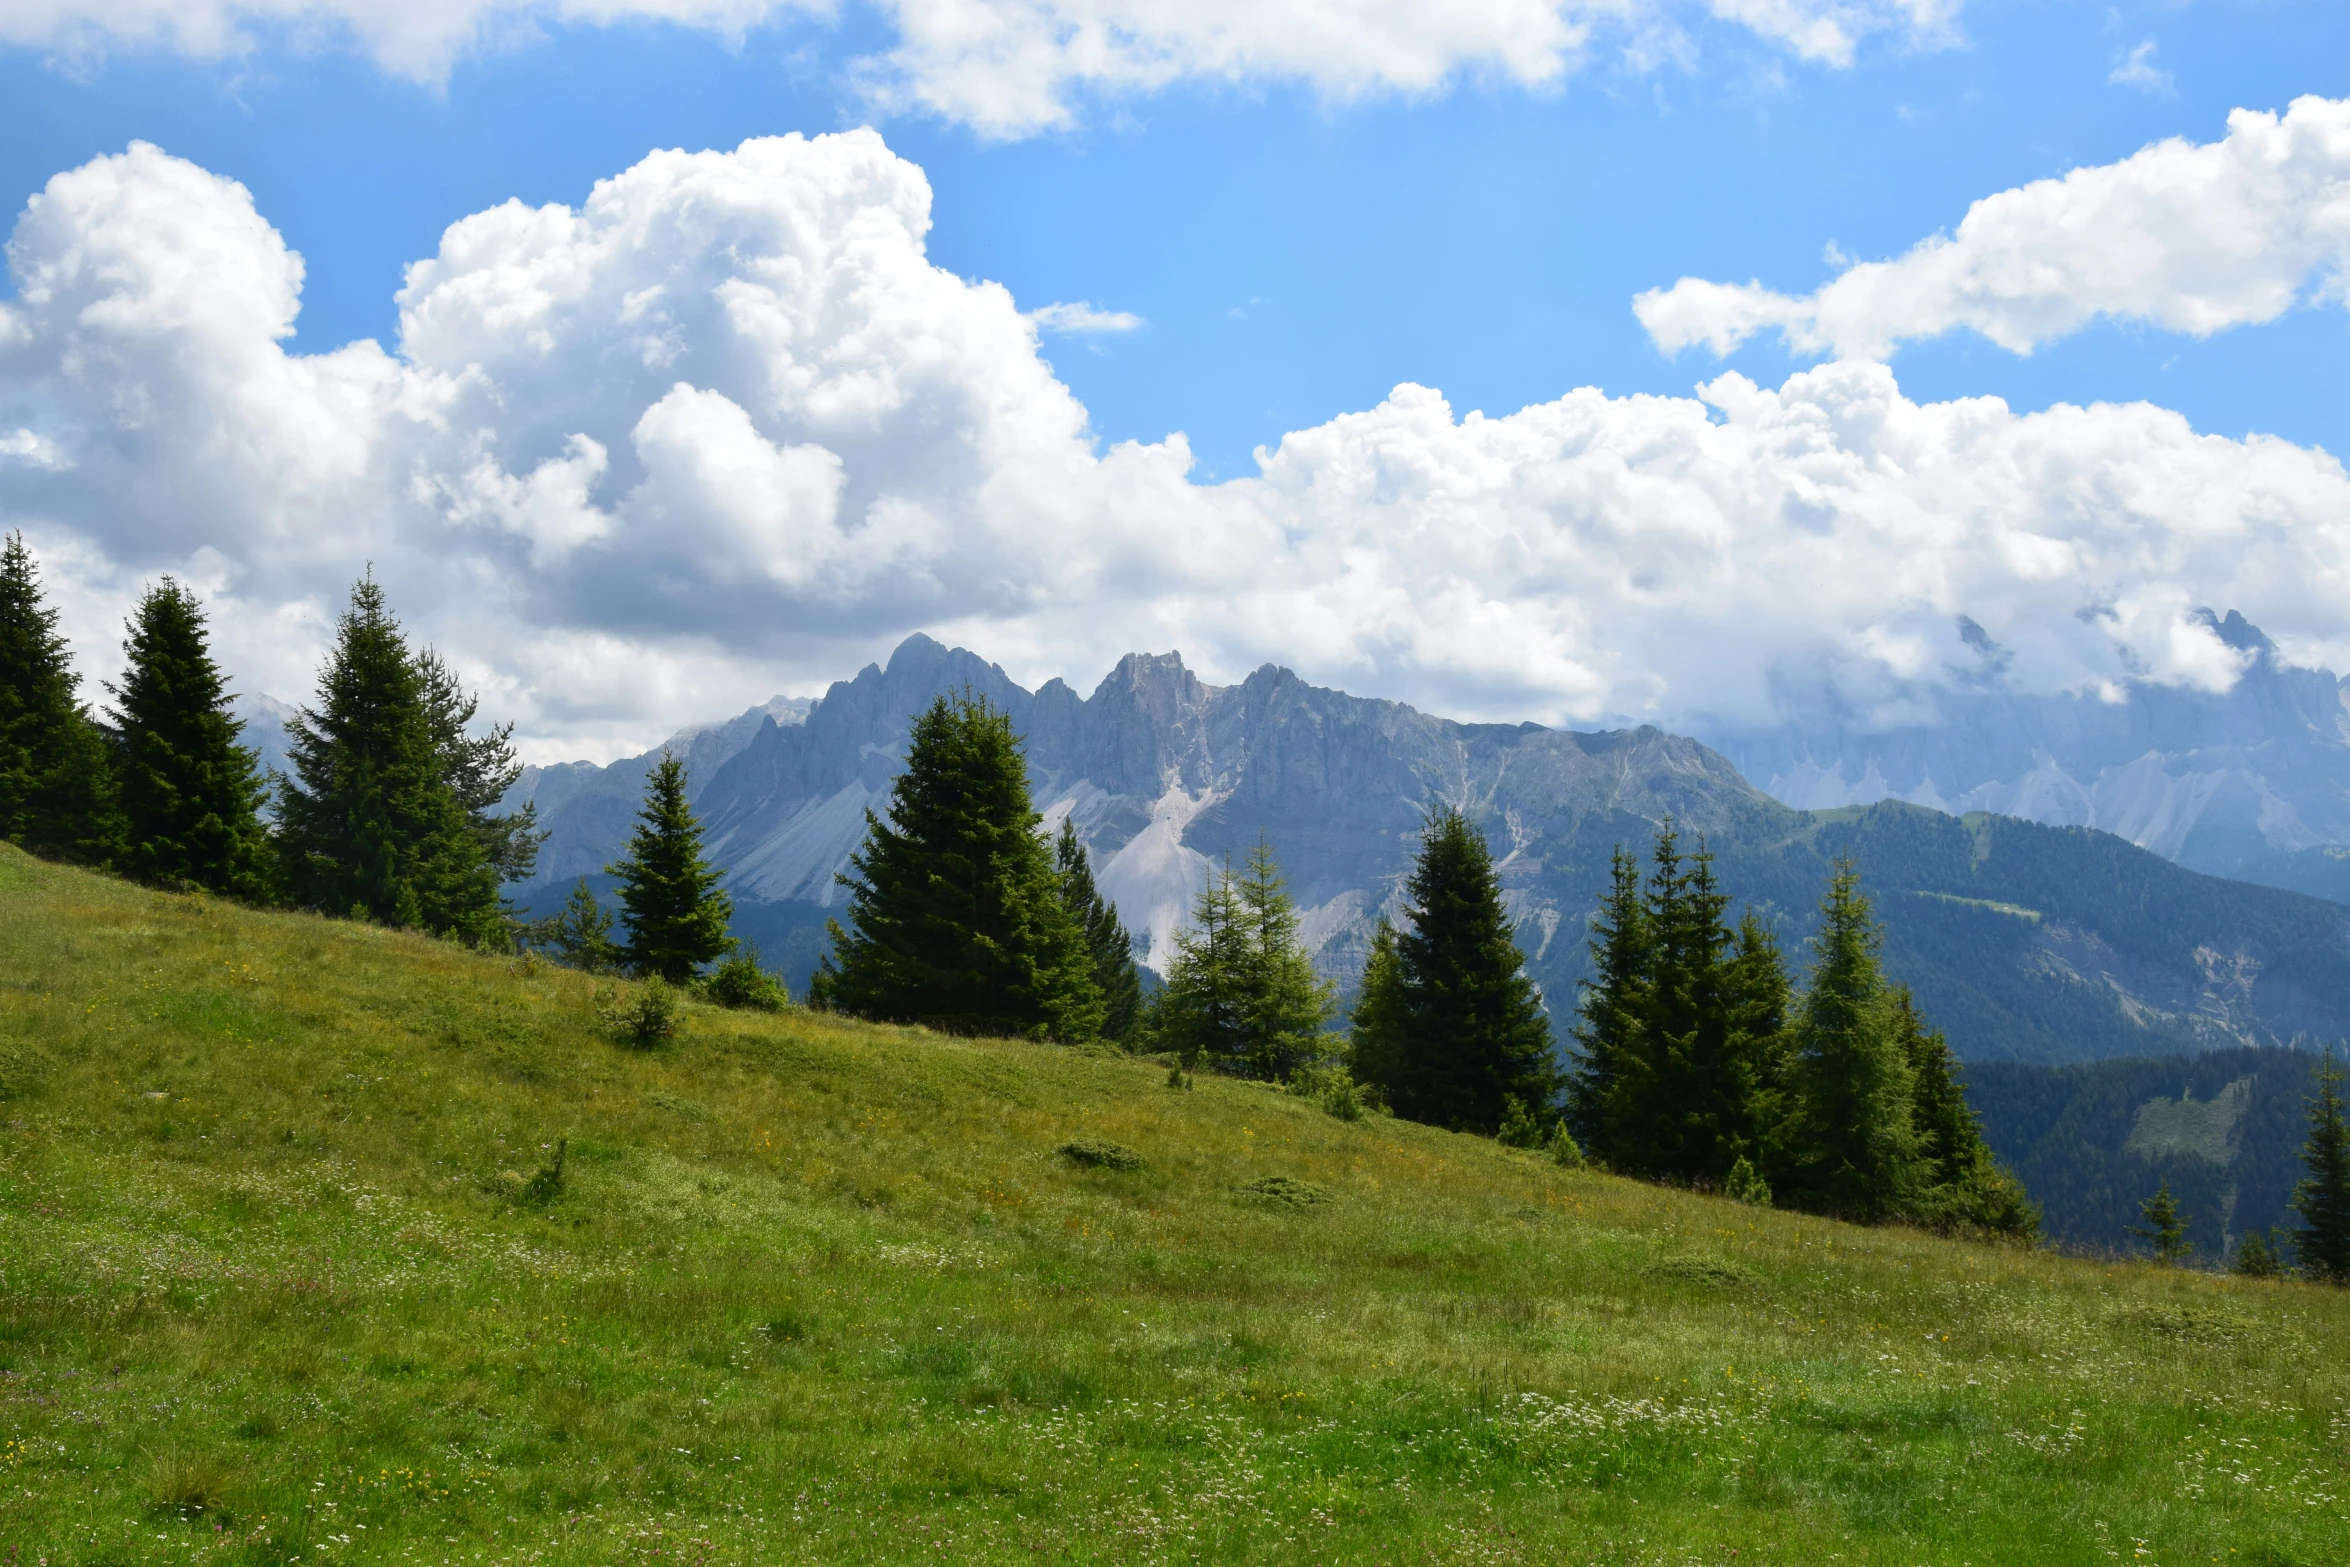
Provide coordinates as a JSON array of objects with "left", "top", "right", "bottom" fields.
[
  {"left": 495, "top": 634, "right": 2350, "bottom": 1067},
  {"left": 1705, "top": 611, "right": 2350, "bottom": 904}
]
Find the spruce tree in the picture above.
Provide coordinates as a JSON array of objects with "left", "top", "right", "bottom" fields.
[
  {"left": 2290, "top": 1047, "right": 2350, "bottom": 1284},
  {"left": 107, "top": 580, "right": 272, "bottom": 899},
  {"left": 1152, "top": 840, "right": 1331, "bottom": 1078},
  {"left": 1349, "top": 918, "right": 1408, "bottom": 1101},
  {"left": 1055, "top": 819, "right": 1144, "bottom": 1045},
  {"left": 1779, "top": 860, "right": 1926, "bottom": 1222},
  {"left": 0, "top": 532, "right": 121, "bottom": 864},
  {"left": 1151, "top": 865, "right": 1251, "bottom": 1070},
  {"left": 417, "top": 648, "right": 544, "bottom": 883},
  {"left": 1568, "top": 847, "right": 1650, "bottom": 1166},
  {"left": 277, "top": 576, "right": 502, "bottom": 943},
  {"left": 544, "top": 877, "right": 620, "bottom": 972},
  {"left": 609, "top": 754, "right": 735, "bottom": 983},
  {"left": 1371, "top": 809, "right": 1555, "bottom": 1134},
  {"left": 1642, "top": 834, "right": 1771, "bottom": 1182},
  {"left": 2135, "top": 1177, "right": 2191, "bottom": 1264},
  {"left": 1895, "top": 987, "right": 2037, "bottom": 1237},
  {"left": 813, "top": 695, "right": 1102, "bottom": 1041},
  {"left": 1231, "top": 836, "right": 1336, "bottom": 1080}
]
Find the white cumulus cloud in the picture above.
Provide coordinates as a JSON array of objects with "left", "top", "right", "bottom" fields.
[
  {"left": 6, "top": 133, "right": 2350, "bottom": 765},
  {"left": 1636, "top": 92, "right": 2350, "bottom": 362},
  {"left": 0, "top": 0, "right": 1960, "bottom": 135},
  {"left": 1028, "top": 301, "right": 1142, "bottom": 335}
]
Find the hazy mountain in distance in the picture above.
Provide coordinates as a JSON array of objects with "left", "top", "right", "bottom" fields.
[
  {"left": 509, "top": 634, "right": 2350, "bottom": 1067},
  {"left": 1705, "top": 610, "right": 2350, "bottom": 903}
]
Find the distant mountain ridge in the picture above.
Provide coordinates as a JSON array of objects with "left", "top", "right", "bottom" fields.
[
  {"left": 506, "top": 634, "right": 2350, "bottom": 1068},
  {"left": 1706, "top": 610, "right": 2350, "bottom": 904}
]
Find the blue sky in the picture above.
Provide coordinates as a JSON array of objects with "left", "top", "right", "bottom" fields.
[
  {"left": 5, "top": 0, "right": 2350, "bottom": 756},
  {"left": 8, "top": 0, "right": 2344, "bottom": 476}
]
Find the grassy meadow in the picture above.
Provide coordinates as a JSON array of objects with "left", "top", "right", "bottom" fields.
[{"left": 0, "top": 844, "right": 2346, "bottom": 1564}]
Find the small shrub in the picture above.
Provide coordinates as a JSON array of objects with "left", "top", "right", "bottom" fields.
[
  {"left": 144, "top": 1448, "right": 233, "bottom": 1522},
  {"left": 2234, "top": 1227, "right": 2291, "bottom": 1279},
  {"left": 1242, "top": 1175, "right": 1332, "bottom": 1207},
  {"left": 520, "top": 1139, "right": 567, "bottom": 1205},
  {"left": 1546, "top": 1124, "right": 1587, "bottom": 1170},
  {"left": 1496, "top": 1096, "right": 1548, "bottom": 1150},
  {"left": 598, "top": 976, "right": 682, "bottom": 1047},
  {"left": 703, "top": 947, "right": 790, "bottom": 1012},
  {"left": 1724, "top": 1155, "right": 1772, "bottom": 1207},
  {"left": 1286, "top": 1060, "right": 1367, "bottom": 1121},
  {"left": 1165, "top": 1063, "right": 1193, "bottom": 1091},
  {"left": 1646, "top": 1256, "right": 1757, "bottom": 1290},
  {"left": 1058, "top": 1139, "right": 1145, "bottom": 1171}
]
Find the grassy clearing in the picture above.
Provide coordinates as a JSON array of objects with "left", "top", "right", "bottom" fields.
[{"left": 0, "top": 845, "right": 2345, "bottom": 1565}]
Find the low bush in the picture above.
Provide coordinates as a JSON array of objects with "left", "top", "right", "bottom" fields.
[
  {"left": 599, "top": 976, "right": 683, "bottom": 1046},
  {"left": 703, "top": 948, "right": 790, "bottom": 1012},
  {"left": 1058, "top": 1139, "right": 1145, "bottom": 1171}
]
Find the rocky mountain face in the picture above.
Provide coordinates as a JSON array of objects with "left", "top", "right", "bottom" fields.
[
  {"left": 1705, "top": 611, "right": 2350, "bottom": 904},
  {"left": 508, "top": 634, "right": 2350, "bottom": 1067}
]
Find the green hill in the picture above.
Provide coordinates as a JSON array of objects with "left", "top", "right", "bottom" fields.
[{"left": 2, "top": 847, "right": 2347, "bottom": 1565}]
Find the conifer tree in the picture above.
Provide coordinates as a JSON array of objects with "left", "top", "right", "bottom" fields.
[
  {"left": 813, "top": 695, "right": 1102, "bottom": 1041},
  {"left": 1151, "top": 866, "right": 1251, "bottom": 1070},
  {"left": 1365, "top": 809, "right": 1555, "bottom": 1134},
  {"left": 277, "top": 576, "right": 501, "bottom": 943},
  {"left": 0, "top": 532, "right": 121, "bottom": 864},
  {"left": 1231, "top": 836, "right": 1336, "bottom": 1080},
  {"left": 1055, "top": 819, "right": 1144, "bottom": 1044},
  {"left": 1895, "top": 988, "right": 2038, "bottom": 1237},
  {"left": 609, "top": 754, "right": 735, "bottom": 983},
  {"left": 1568, "top": 847, "right": 1650, "bottom": 1165},
  {"left": 1642, "top": 834, "right": 1771, "bottom": 1181},
  {"left": 2290, "top": 1047, "right": 2350, "bottom": 1284},
  {"left": 544, "top": 877, "right": 621, "bottom": 973},
  {"left": 2135, "top": 1177, "right": 2191, "bottom": 1264},
  {"left": 1778, "top": 860, "right": 1926, "bottom": 1222},
  {"left": 417, "top": 648, "right": 544, "bottom": 883},
  {"left": 107, "top": 580, "right": 272, "bottom": 899},
  {"left": 1348, "top": 918, "right": 1408, "bottom": 1099},
  {"left": 1153, "top": 840, "right": 1331, "bottom": 1078}
]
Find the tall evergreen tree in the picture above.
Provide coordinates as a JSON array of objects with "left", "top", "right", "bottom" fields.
[
  {"left": 1349, "top": 917, "right": 1408, "bottom": 1099},
  {"left": 0, "top": 532, "right": 121, "bottom": 864},
  {"left": 107, "top": 580, "right": 272, "bottom": 899},
  {"left": 417, "top": 648, "right": 544, "bottom": 883},
  {"left": 609, "top": 754, "right": 735, "bottom": 983},
  {"left": 276, "top": 576, "right": 502, "bottom": 943},
  {"left": 1895, "top": 987, "right": 2038, "bottom": 1237},
  {"left": 1365, "top": 809, "right": 1556, "bottom": 1134},
  {"left": 1055, "top": 819, "right": 1144, "bottom": 1045},
  {"left": 1568, "top": 847, "right": 1651, "bottom": 1164},
  {"left": 1153, "top": 839, "right": 1332, "bottom": 1078},
  {"left": 2290, "top": 1047, "right": 2350, "bottom": 1284},
  {"left": 1151, "top": 865, "right": 1251, "bottom": 1070},
  {"left": 1642, "top": 835, "right": 1771, "bottom": 1181},
  {"left": 1777, "top": 860, "right": 1926, "bottom": 1222},
  {"left": 812, "top": 695, "right": 1102, "bottom": 1041}
]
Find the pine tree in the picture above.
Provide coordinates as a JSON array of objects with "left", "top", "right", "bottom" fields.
[
  {"left": 0, "top": 532, "right": 121, "bottom": 865},
  {"left": 1055, "top": 819, "right": 1144, "bottom": 1045},
  {"left": 277, "top": 576, "right": 502, "bottom": 943},
  {"left": 1348, "top": 918, "right": 1408, "bottom": 1101},
  {"left": 1370, "top": 809, "right": 1556, "bottom": 1135},
  {"left": 2135, "top": 1177, "right": 2191, "bottom": 1264},
  {"left": 1643, "top": 835, "right": 1770, "bottom": 1181},
  {"left": 1895, "top": 987, "right": 2038, "bottom": 1237},
  {"left": 417, "top": 648, "right": 544, "bottom": 883},
  {"left": 106, "top": 580, "right": 272, "bottom": 899},
  {"left": 1230, "top": 836, "right": 1336, "bottom": 1080},
  {"left": 1152, "top": 840, "right": 1331, "bottom": 1078},
  {"left": 2290, "top": 1047, "right": 2350, "bottom": 1284},
  {"left": 2233, "top": 1227, "right": 2289, "bottom": 1280},
  {"left": 544, "top": 877, "right": 620, "bottom": 973},
  {"left": 609, "top": 754, "right": 735, "bottom": 984},
  {"left": 1151, "top": 865, "right": 1251, "bottom": 1070},
  {"left": 813, "top": 695, "right": 1102, "bottom": 1041},
  {"left": 1568, "top": 846, "right": 1650, "bottom": 1166},
  {"left": 1778, "top": 860, "right": 1926, "bottom": 1222}
]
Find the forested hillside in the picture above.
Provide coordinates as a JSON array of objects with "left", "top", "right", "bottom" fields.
[{"left": 1969, "top": 1047, "right": 2329, "bottom": 1260}]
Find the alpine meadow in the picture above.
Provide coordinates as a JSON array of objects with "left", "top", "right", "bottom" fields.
[{"left": 14, "top": 6, "right": 2350, "bottom": 1560}]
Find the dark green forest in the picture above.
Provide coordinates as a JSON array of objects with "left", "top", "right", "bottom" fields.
[{"left": 1968, "top": 1047, "right": 2324, "bottom": 1260}]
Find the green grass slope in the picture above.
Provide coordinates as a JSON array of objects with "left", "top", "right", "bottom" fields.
[{"left": 2, "top": 847, "right": 2346, "bottom": 1565}]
